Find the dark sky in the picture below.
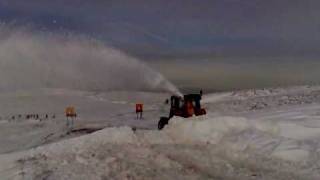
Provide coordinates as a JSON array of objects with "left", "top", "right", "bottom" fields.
[{"left": 0, "top": 0, "right": 319, "bottom": 58}]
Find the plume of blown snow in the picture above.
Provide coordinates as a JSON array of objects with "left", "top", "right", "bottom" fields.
[{"left": 0, "top": 24, "right": 181, "bottom": 95}]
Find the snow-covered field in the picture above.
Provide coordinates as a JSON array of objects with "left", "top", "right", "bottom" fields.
[{"left": 1, "top": 86, "right": 320, "bottom": 179}]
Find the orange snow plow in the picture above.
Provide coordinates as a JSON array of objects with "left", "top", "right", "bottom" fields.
[{"left": 158, "top": 92, "right": 206, "bottom": 130}]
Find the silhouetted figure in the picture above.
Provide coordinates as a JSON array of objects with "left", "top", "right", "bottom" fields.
[{"left": 45, "top": 114, "right": 48, "bottom": 119}]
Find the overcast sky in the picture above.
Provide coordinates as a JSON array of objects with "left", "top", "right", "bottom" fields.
[{"left": 0, "top": 0, "right": 319, "bottom": 58}]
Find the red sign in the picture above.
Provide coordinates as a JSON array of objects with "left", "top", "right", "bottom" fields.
[{"left": 136, "top": 104, "right": 143, "bottom": 113}]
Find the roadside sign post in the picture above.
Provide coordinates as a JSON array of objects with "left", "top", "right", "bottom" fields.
[
  {"left": 136, "top": 103, "right": 143, "bottom": 120},
  {"left": 65, "top": 106, "right": 77, "bottom": 129}
]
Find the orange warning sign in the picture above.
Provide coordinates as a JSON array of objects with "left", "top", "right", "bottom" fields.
[{"left": 65, "top": 106, "right": 76, "bottom": 117}]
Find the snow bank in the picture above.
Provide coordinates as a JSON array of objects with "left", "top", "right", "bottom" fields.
[
  {"left": 162, "top": 115, "right": 319, "bottom": 163},
  {"left": 163, "top": 116, "right": 278, "bottom": 145},
  {"left": 27, "top": 115, "right": 315, "bottom": 164},
  {"left": 2, "top": 115, "right": 319, "bottom": 179}
]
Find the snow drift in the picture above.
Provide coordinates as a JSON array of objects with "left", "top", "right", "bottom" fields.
[
  {"left": 0, "top": 24, "right": 181, "bottom": 95},
  {"left": 2, "top": 115, "right": 318, "bottom": 179}
]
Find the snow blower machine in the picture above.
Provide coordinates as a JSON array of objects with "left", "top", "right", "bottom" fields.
[{"left": 158, "top": 91, "right": 206, "bottom": 130}]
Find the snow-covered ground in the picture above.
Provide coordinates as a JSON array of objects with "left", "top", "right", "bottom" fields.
[{"left": 1, "top": 86, "right": 320, "bottom": 179}]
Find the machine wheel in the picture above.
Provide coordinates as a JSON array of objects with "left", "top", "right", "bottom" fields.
[{"left": 158, "top": 117, "right": 169, "bottom": 130}]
